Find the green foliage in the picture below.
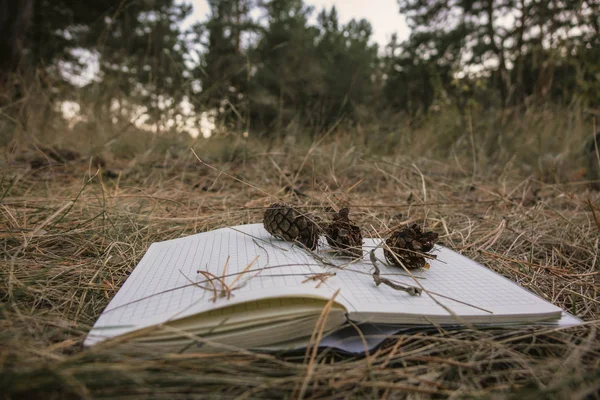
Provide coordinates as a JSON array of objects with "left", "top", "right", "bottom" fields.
[
  {"left": 26, "top": 0, "right": 190, "bottom": 81},
  {"left": 196, "top": 1, "right": 380, "bottom": 135},
  {"left": 96, "top": 2, "right": 192, "bottom": 124},
  {"left": 313, "top": 8, "right": 379, "bottom": 127},
  {"left": 193, "top": 0, "right": 256, "bottom": 122},
  {"left": 383, "top": 33, "right": 442, "bottom": 116},
  {"left": 394, "top": 0, "right": 600, "bottom": 109},
  {"left": 1, "top": 0, "right": 598, "bottom": 144},
  {"left": 1, "top": 0, "right": 192, "bottom": 134},
  {"left": 249, "top": 0, "right": 321, "bottom": 134}
]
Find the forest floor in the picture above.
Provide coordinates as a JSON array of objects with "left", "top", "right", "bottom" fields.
[{"left": 1, "top": 140, "right": 599, "bottom": 399}]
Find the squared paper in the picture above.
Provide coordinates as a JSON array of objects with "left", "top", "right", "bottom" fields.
[{"left": 85, "top": 224, "right": 563, "bottom": 346}]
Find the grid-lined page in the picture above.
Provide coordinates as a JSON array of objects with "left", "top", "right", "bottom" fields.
[
  {"left": 86, "top": 224, "right": 563, "bottom": 345},
  {"left": 86, "top": 224, "right": 340, "bottom": 345},
  {"left": 331, "top": 239, "right": 562, "bottom": 323}
]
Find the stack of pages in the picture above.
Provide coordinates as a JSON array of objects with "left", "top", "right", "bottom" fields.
[{"left": 85, "top": 224, "right": 574, "bottom": 351}]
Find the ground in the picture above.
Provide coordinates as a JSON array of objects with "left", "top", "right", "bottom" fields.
[{"left": 1, "top": 140, "right": 599, "bottom": 399}]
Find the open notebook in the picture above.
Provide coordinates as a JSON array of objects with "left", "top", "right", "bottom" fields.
[{"left": 85, "top": 224, "right": 564, "bottom": 350}]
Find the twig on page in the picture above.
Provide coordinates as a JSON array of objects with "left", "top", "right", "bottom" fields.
[{"left": 370, "top": 250, "right": 422, "bottom": 296}]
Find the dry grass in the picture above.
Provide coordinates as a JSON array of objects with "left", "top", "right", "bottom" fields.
[{"left": 1, "top": 130, "right": 600, "bottom": 399}]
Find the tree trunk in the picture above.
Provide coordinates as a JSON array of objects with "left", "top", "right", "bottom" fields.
[
  {"left": 0, "top": 0, "right": 34, "bottom": 78},
  {"left": 486, "top": 0, "right": 509, "bottom": 107},
  {"left": 514, "top": 0, "right": 527, "bottom": 106}
]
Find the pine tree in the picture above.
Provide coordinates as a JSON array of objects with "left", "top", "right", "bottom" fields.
[
  {"left": 314, "top": 7, "right": 379, "bottom": 128},
  {"left": 193, "top": 0, "right": 257, "bottom": 128},
  {"left": 249, "top": 0, "right": 321, "bottom": 134},
  {"left": 396, "top": 0, "right": 600, "bottom": 107}
]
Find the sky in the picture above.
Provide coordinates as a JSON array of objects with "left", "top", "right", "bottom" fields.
[{"left": 183, "top": 0, "right": 410, "bottom": 46}]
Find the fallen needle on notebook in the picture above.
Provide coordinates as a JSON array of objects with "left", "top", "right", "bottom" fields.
[{"left": 302, "top": 272, "right": 337, "bottom": 288}]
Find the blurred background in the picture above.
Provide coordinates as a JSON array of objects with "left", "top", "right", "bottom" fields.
[{"left": 0, "top": 0, "right": 598, "bottom": 176}]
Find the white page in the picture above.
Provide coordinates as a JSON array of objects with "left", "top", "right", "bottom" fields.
[
  {"left": 85, "top": 224, "right": 344, "bottom": 346},
  {"left": 86, "top": 224, "right": 563, "bottom": 346},
  {"left": 329, "top": 240, "right": 563, "bottom": 324}
]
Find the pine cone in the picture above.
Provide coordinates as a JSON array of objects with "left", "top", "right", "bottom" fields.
[
  {"left": 263, "top": 203, "right": 319, "bottom": 250},
  {"left": 325, "top": 208, "right": 363, "bottom": 258},
  {"left": 384, "top": 224, "right": 438, "bottom": 269}
]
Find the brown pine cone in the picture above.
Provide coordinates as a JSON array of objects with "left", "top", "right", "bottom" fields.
[
  {"left": 384, "top": 224, "right": 438, "bottom": 269},
  {"left": 325, "top": 208, "right": 363, "bottom": 258},
  {"left": 263, "top": 203, "right": 319, "bottom": 250}
]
